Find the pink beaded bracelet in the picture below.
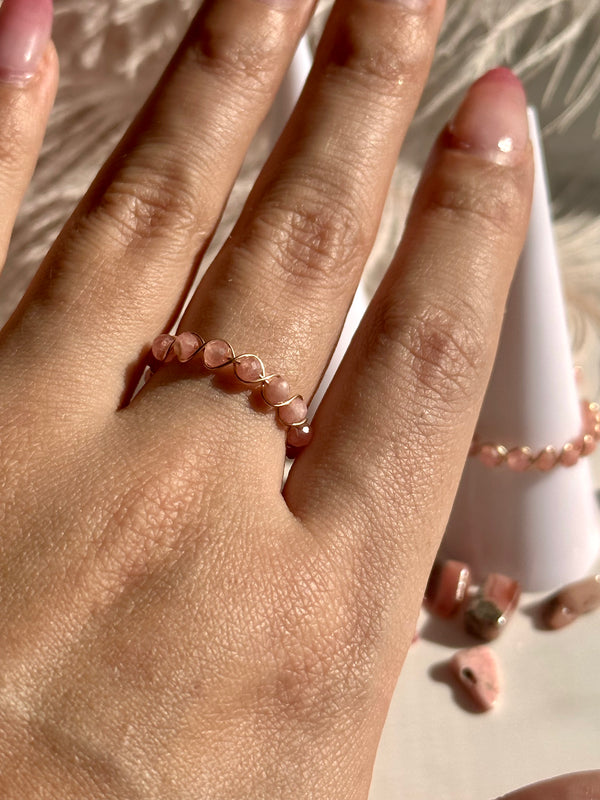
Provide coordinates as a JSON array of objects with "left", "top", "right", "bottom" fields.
[
  {"left": 469, "top": 399, "right": 600, "bottom": 471},
  {"left": 148, "top": 332, "right": 313, "bottom": 453}
]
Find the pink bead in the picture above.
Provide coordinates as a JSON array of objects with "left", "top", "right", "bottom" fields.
[
  {"left": 450, "top": 646, "right": 500, "bottom": 711},
  {"left": 278, "top": 397, "right": 308, "bottom": 426},
  {"left": 581, "top": 401, "right": 600, "bottom": 435},
  {"left": 479, "top": 444, "right": 506, "bottom": 468},
  {"left": 506, "top": 447, "right": 532, "bottom": 472},
  {"left": 581, "top": 434, "right": 596, "bottom": 456},
  {"left": 203, "top": 339, "right": 232, "bottom": 369},
  {"left": 263, "top": 375, "right": 290, "bottom": 406},
  {"left": 152, "top": 334, "right": 175, "bottom": 361},
  {"left": 560, "top": 441, "right": 581, "bottom": 467},
  {"left": 286, "top": 424, "right": 313, "bottom": 448},
  {"left": 173, "top": 332, "right": 202, "bottom": 362},
  {"left": 535, "top": 446, "right": 557, "bottom": 471},
  {"left": 234, "top": 356, "right": 263, "bottom": 382}
]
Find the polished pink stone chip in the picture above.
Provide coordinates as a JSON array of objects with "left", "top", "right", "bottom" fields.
[
  {"left": 535, "top": 446, "right": 557, "bottom": 471},
  {"left": 263, "top": 375, "right": 290, "bottom": 406},
  {"left": 152, "top": 334, "right": 175, "bottom": 361},
  {"left": 425, "top": 560, "right": 471, "bottom": 618},
  {"left": 479, "top": 444, "right": 505, "bottom": 467},
  {"left": 543, "top": 574, "right": 600, "bottom": 629},
  {"left": 173, "top": 332, "right": 201, "bottom": 362},
  {"left": 203, "top": 339, "right": 232, "bottom": 369},
  {"left": 278, "top": 396, "right": 308, "bottom": 426},
  {"left": 286, "top": 424, "right": 313, "bottom": 448},
  {"left": 234, "top": 355, "right": 263, "bottom": 382},
  {"left": 451, "top": 646, "right": 500, "bottom": 711},
  {"left": 506, "top": 447, "right": 532, "bottom": 472}
]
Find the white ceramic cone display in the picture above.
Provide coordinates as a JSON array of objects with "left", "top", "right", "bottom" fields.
[{"left": 442, "top": 108, "right": 599, "bottom": 591}]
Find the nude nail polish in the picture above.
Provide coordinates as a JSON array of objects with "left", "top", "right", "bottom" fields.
[
  {"left": 0, "top": 0, "right": 53, "bottom": 85},
  {"left": 447, "top": 67, "right": 529, "bottom": 165}
]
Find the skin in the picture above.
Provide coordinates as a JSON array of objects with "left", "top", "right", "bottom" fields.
[{"left": 0, "top": 0, "right": 596, "bottom": 797}]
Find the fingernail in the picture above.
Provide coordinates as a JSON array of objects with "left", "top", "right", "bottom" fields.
[
  {"left": 447, "top": 67, "right": 529, "bottom": 165},
  {"left": 0, "top": 0, "right": 53, "bottom": 85}
]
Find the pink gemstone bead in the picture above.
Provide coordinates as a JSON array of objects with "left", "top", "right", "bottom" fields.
[
  {"left": 173, "top": 332, "right": 202, "bottom": 362},
  {"left": 263, "top": 375, "right": 290, "bottom": 406},
  {"left": 506, "top": 447, "right": 532, "bottom": 472},
  {"left": 286, "top": 424, "right": 313, "bottom": 448},
  {"left": 581, "top": 401, "right": 600, "bottom": 435},
  {"left": 451, "top": 646, "right": 500, "bottom": 711},
  {"left": 278, "top": 396, "right": 308, "bottom": 426},
  {"left": 203, "top": 339, "right": 232, "bottom": 369},
  {"left": 560, "top": 441, "right": 581, "bottom": 467},
  {"left": 581, "top": 434, "right": 596, "bottom": 456},
  {"left": 535, "top": 446, "right": 557, "bottom": 471},
  {"left": 152, "top": 334, "right": 175, "bottom": 361},
  {"left": 234, "top": 356, "right": 263, "bottom": 382},
  {"left": 479, "top": 444, "right": 506, "bottom": 468}
]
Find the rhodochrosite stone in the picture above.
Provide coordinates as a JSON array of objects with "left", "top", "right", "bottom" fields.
[
  {"left": 543, "top": 574, "right": 600, "bottom": 629},
  {"left": 451, "top": 646, "right": 500, "bottom": 711},
  {"left": 203, "top": 339, "right": 232, "bottom": 368}
]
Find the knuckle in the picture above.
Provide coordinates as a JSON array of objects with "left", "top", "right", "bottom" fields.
[
  {"left": 370, "top": 297, "right": 487, "bottom": 411},
  {"left": 85, "top": 165, "right": 207, "bottom": 252},
  {"left": 426, "top": 157, "right": 529, "bottom": 240},
  {"left": 240, "top": 180, "right": 373, "bottom": 294},
  {"left": 189, "top": 15, "right": 282, "bottom": 95},
  {"left": 328, "top": 11, "right": 433, "bottom": 99}
]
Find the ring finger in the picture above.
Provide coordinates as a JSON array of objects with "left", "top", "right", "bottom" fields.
[{"left": 169, "top": 0, "right": 445, "bottom": 443}]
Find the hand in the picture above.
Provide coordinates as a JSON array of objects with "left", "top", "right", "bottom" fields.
[{"left": 0, "top": 0, "right": 561, "bottom": 797}]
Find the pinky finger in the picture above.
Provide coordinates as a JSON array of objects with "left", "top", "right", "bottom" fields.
[{"left": 0, "top": 0, "right": 57, "bottom": 271}]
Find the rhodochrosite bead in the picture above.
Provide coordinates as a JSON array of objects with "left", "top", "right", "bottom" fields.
[
  {"left": 203, "top": 339, "right": 232, "bottom": 368},
  {"left": 234, "top": 356, "right": 263, "bottom": 382},
  {"left": 425, "top": 560, "right": 471, "bottom": 617},
  {"left": 263, "top": 376, "right": 290, "bottom": 405},
  {"left": 286, "top": 424, "right": 313, "bottom": 448},
  {"left": 152, "top": 334, "right": 175, "bottom": 361},
  {"left": 464, "top": 573, "right": 521, "bottom": 641},
  {"left": 451, "top": 646, "right": 500, "bottom": 711},
  {"left": 278, "top": 397, "right": 308, "bottom": 426},
  {"left": 543, "top": 574, "right": 600, "bottom": 629},
  {"left": 173, "top": 332, "right": 201, "bottom": 362}
]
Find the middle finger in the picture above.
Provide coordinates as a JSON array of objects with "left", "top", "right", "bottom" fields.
[{"left": 172, "top": 0, "right": 445, "bottom": 423}]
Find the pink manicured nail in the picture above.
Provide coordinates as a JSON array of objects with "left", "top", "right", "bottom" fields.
[
  {"left": 447, "top": 67, "right": 529, "bottom": 165},
  {"left": 0, "top": 0, "right": 53, "bottom": 85}
]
